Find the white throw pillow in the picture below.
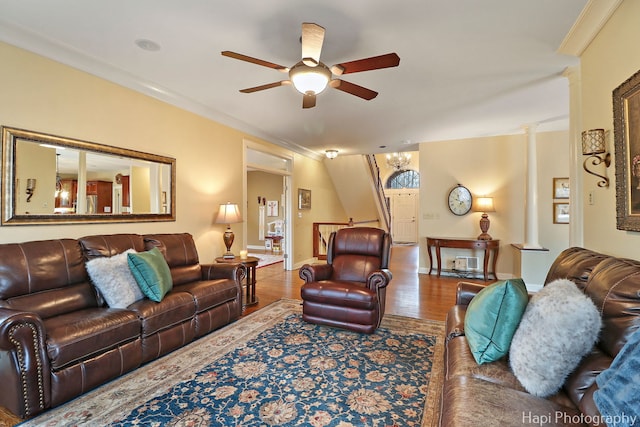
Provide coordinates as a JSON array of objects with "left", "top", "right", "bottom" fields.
[
  {"left": 509, "top": 278, "right": 601, "bottom": 397},
  {"left": 86, "top": 249, "right": 145, "bottom": 308}
]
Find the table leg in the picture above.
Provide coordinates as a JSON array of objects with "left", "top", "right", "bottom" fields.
[
  {"left": 435, "top": 245, "right": 442, "bottom": 278},
  {"left": 245, "top": 265, "right": 259, "bottom": 306},
  {"left": 491, "top": 247, "right": 499, "bottom": 280},
  {"left": 483, "top": 249, "right": 490, "bottom": 281},
  {"left": 427, "top": 243, "right": 434, "bottom": 275}
]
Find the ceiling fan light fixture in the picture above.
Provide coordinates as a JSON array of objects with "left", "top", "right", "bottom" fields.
[{"left": 290, "top": 63, "right": 331, "bottom": 95}]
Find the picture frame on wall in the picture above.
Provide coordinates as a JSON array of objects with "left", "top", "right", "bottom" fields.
[
  {"left": 614, "top": 68, "right": 640, "bottom": 231},
  {"left": 298, "top": 188, "right": 311, "bottom": 210},
  {"left": 553, "top": 203, "right": 570, "bottom": 224},
  {"left": 553, "top": 177, "right": 570, "bottom": 199},
  {"left": 267, "top": 200, "right": 278, "bottom": 217}
]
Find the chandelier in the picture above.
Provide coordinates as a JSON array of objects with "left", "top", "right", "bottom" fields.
[{"left": 386, "top": 152, "right": 412, "bottom": 170}]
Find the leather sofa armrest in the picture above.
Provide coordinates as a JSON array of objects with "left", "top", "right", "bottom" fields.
[
  {"left": 299, "top": 263, "right": 333, "bottom": 283},
  {"left": 200, "top": 263, "right": 246, "bottom": 283},
  {"left": 367, "top": 269, "right": 393, "bottom": 289},
  {"left": 456, "top": 282, "right": 487, "bottom": 306},
  {"left": 0, "top": 308, "right": 51, "bottom": 418}
]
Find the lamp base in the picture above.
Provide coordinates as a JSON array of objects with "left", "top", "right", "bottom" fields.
[
  {"left": 478, "top": 213, "right": 492, "bottom": 240},
  {"left": 222, "top": 227, "right": 235, "bottom": 259}
]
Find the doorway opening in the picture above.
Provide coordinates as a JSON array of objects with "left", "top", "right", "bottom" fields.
[{"left": 244, "top": 141, "right": 293, "bottom": 270}]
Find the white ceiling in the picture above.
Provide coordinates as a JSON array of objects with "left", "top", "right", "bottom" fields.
[{"left": 0, "top": 0, "right": 589, "bottom": 158}]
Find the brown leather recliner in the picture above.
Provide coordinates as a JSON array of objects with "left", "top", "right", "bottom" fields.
[{"left": 299, "top": 227, "right": 392, "bottom": 334}]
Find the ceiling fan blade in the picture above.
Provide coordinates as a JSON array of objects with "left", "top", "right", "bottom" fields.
[
  {"left": 301, "top": 23, "right": 325, "bottom": 67},
  {"left": 330, "top": 53, "right": 400, "bottom": 76},
  {"left": 302, "top": 93, "right": 316, "bottom": 109},
  {"left": 221, "top": 51, "right": 289, "bottom": 72},
  {"left": 330, "top": 79, "right": 378, "bottom": 100},
  {"left": 239, "top": 81, "right": 290, "bottom": 93}
]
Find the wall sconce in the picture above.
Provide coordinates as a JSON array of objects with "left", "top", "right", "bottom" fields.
[
  {"left": 581, "top": 129, "right": 611, "bottom": 188},
  {"left": 473, "top": 197, "right": 495, "bottom": 240},
  {"left": 26, "top": 178, "right": 36, "bottom": 202},
  {"left": 215, "top": 202, "right": 243, "bottom": 259},
  {"left": 325, "top": 149, "right": 338, "bottom": 159}
]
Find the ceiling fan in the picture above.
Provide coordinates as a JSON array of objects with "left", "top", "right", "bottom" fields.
[{"left": 222, "top": 22, "right": 400, "bottom": 109}]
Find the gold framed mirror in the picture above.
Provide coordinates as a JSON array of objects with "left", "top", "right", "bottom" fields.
[{"left": 2, "top": 127, "right": 176, "bottom": 225}]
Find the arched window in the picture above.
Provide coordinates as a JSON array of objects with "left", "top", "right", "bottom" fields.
[{"left": 386, "top": 170, "right": 420, "bottom": 189}]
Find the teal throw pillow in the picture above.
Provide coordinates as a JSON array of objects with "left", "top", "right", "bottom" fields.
[
  {"left": 464, "top": 278, "right": 528, "bottom": 365},
  {"left": 127, "top": 247, "right": 173, "bottom": 302}
]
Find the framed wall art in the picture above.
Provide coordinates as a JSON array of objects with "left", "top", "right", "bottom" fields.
[
  {"left": 267, "top": 200, "right": 278, "bottom": 217},
  {"left": 614, "top": 68, "right": 640, "bottom": 231},
  {"left": 553, "top": 177, "right": 570, "bottom": 199},
  {"left": 553, "top": 203, "right": 570, "bottom": 224},
  {"left": 298, "top": 188, "right": 311, "bottom": 210}
]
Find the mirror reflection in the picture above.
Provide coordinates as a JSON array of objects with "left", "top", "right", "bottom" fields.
[{"left": 2, "top": 127, "right": 176, "bottom": 225}]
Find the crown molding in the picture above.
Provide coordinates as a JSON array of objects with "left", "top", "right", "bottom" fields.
[{"left": 558, "top": 0, "right": 623, "bottom": 56}]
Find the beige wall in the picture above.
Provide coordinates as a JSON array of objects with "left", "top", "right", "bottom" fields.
[
  {"left": 293, "top": 154, "right": 347, "bottom": 263},
  {"left": 0, "top": 41, "right": 343, "bottom": 265},
  {"left": 580, "top": 0, "right": 640, "bottom": 256},
  {"left": 418, "top": 131, "right": 570, "bottom": 279}
]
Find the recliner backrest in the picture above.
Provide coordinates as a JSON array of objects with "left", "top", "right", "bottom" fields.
[
  {"left": 144, "top": 233, "right": 202, "bottom": 285},
  {"left": 327, "top": 227, "right": 391, "bottom": 282},
  {"left": 0, "top": 239, "right": 97, "bottom": 318}
]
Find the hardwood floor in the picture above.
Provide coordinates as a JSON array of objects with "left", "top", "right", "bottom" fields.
[
  {"left": 0, "top": 244, "right": 488, "bottom": 425},
  {"left": 246, "top": 243, "right": 489, "bottom": 322}
]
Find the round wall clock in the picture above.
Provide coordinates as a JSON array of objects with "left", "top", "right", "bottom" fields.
[{"left": 448, "top": 184, "right": 472, "bottom": 216}]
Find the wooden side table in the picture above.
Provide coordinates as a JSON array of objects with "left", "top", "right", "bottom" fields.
[
  {"left": 426, "top": 237, "right": 500, "bottom": 281},
  {"left": 216, "top": 256, "right": 259, "bottom": 307},
  {"left": 265, "top": 235, "right": 283, "bottom": 253}
]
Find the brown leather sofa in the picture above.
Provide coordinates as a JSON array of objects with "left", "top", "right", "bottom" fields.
[
  {"left": 299, "top": 227, "right": 392, "bottom": 334},
  {"left": 440, "top": 247, "right": 640, "bottom": 426},
  {"left": 0, "top": 233, "right": 243, "bottom": 419}
]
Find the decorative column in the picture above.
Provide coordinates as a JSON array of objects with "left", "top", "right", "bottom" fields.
[
  {"left": 563, "top": 66, "right": 584, "bottom": 247},
  {"left": 523, "top": 124, "right": 542, "bottom": 249}
]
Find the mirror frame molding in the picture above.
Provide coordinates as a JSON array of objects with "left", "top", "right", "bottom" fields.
[{"left": 2, "top": 126, "right": 176, "bottom": 225}]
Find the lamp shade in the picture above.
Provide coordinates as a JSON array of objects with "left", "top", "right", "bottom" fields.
[
  {"left": 215, "top": 202, "right": 242, "bottom": 224},
  {"left": 582, "top": 129, "right": 606, "bottom": 155},
  {"left": 474, "top": 197, "right": 495, "bottom": 213}
]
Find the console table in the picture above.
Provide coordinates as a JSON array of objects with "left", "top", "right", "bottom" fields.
[
  {"left": 426, "top": 237, "right": 500, "bottom": 281},
  {"left": 216, "top": 256, "right": 259, "bottom": 308}
]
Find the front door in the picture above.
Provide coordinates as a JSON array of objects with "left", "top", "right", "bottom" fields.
[{"left": 391, "top": 192, "right": 418, "bottom": 243}]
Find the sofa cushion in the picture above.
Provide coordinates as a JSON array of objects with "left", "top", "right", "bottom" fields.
[
  {"left": 509, "top": 279, "right": 601, "bottom": 397},
  {"left": 86, "top": 249, "right": 145, "bottom": 308},
  {"left": 301, "top": 280, "right": 376, "bottom": 309},
  {"left": 44, "top": 307, "right": 141, "bottom": 370},
  {"left": 464, "top": 278, "right": 528, "bottom": 364},
  {"left": 128, "top": 248, "right": 173, "bottom": 302},
  {"left": 440, "top": 376, "right": 584, "bottom": 427},
  {"left": 174, "top": 279, "right": 240, "bottom": 313},
  {"left": 127, "top": 291, "right": 196, "bottom": 337}
]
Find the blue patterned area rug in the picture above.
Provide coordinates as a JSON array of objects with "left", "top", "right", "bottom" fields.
[{"left": 22, "top": 299, "right": 444, "bottom": 427}]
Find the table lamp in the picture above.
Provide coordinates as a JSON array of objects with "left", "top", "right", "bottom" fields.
[{"left": 215, "top": 202, "right": 242, "bottom": 258}]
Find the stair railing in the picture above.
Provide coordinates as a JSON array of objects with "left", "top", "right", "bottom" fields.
[{"left": 365, "top": 154, "right": 391, "bottom": 231}]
